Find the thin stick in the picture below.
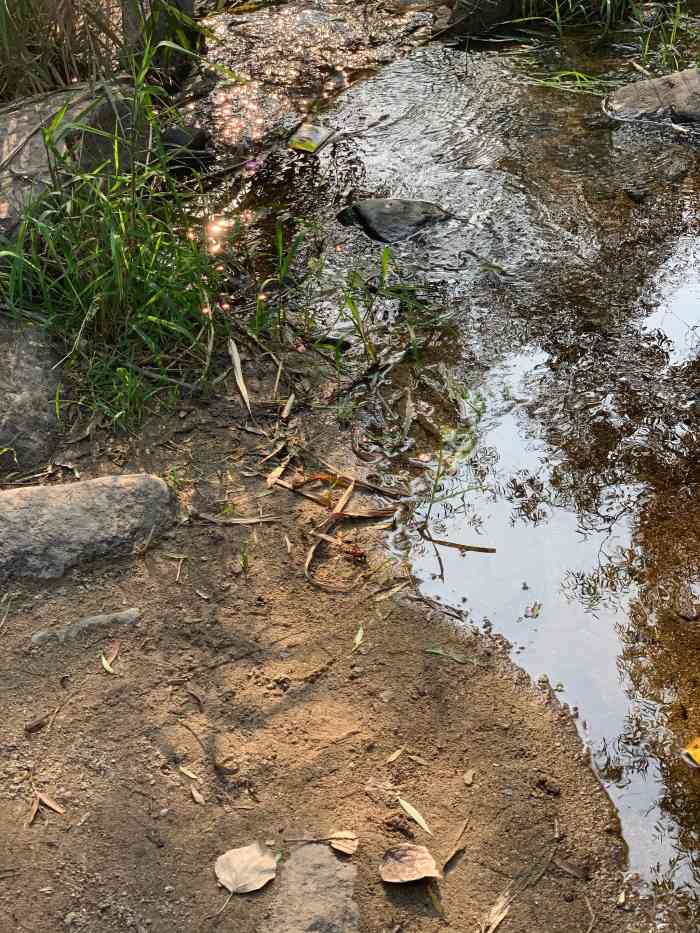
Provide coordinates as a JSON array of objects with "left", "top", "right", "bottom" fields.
[{"left": 584, "top": 895, "right": 597, "bottom": 933}]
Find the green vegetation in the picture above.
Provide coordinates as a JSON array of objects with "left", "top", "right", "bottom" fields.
[
  {"left": 0, "top": 0, "right": 118, "bottom": 101},
  {"left": 0, "top": 70, "right": 228, "bottom": 428}
]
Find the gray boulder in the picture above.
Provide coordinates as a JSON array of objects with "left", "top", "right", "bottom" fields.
[
  {"left": 604, "top": 66, "right": 700, "bottom": 123},
  {"left": 0, "top": 319, "right": 60, "bottom": 471},
  {"left": 0, "top": 474, "right": 175, "bottom": 582}
]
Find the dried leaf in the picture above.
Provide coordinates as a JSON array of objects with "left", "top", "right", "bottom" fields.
[
  {"left": 281, "top": 393, "right": 295, "bottom": 420},
  {"left": 464, "top": 768, "right": 476, "bottom": 787},
  {"left": 352, "top": 624, "right": 364, "bottom": 652},
  {"left": 26, "top": 794, "right": 40, "bottom": 827},
  {"left": 386, "top": 746, "right": 405, "bottom": 764},
  {"left": 100, "top": 641, "right": 121, "bottom": 674},
  {"left": 37, "top": 791, "right": 65, "bottom": 815},
  {"left": 215, "top": 842, "right": 277, "bottom": 894},
  {"left": 407, "top": 754, "right": 429, "bottom": 766},
  {"left": 191, "top": 785, "right": 206, "bottom": 805},
  {"left": 398, "top": 797, "right": 432, "bottom": 835},
  {"left": 228, "top": 337, "right": 252, "bottom": 417},
  {"left": 260, "top": 441, "right": 287, "bottom": 464},
  {"left": 329, "top": 831, "right": 359, "bottom": 855},
  {"left": 682, "top": 737, "right": 700, "bottom": 767},
  {"left": 266, "top": 455, "right": 291, "bottom": 488},
  {"left": 380, "top": 844, "right": 442, "bottom": 883},
  {"left": 284, "top": 535, "right": 292, "bottom": 554},
  {"left": 179, "top": 766, "right": 201, "bottom": 782},
  {"left": 100, "top": 653, "right": 115, "bottom": 674},
  {"left": 194, "top": 509, "right": 277, "bottom": 526}
]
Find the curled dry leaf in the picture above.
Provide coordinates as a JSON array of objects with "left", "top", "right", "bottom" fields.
[
  {"left": 380, "top": 844, "right": 442, "bottom": 883},
  {"left": 329, "top": 831, "right": 359, "bottom": 855},
  {"left": 191, "top": 784, "right": 206, "bottom": 805},
  {"left": 386, "top": 746, "right": 405, "bottom": 764},
  {"left": 215, "top": 841, "right": 277, "bottom": 894},
  {"left": 36, "top": 791, "right": 65, "bottom": 815}
]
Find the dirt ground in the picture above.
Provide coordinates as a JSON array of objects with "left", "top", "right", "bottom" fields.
[{"left": 0, "top": 339, "right": 652, "bottom": 933}]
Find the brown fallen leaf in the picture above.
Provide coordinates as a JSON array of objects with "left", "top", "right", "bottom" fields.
[
  {"left": 329, "top": 831, "right": 359, "bottom": 855},
  {"left": 386, "top": 746, "right": 405, "bottom": 764},
  {"left": 26, "top": 794, "right": 40, "bottom": 827},
  {"left": 281, "top": 393, "right": 295, "bottom": 420},
  {"left": 215, "top": 841, "right": 276, "bottom": 894},
  {"left": 380, "top": 844, "right": 442, "bottom": 883},
  {"left": 266, "top": 455, "right": 291, "bottom": 488},
  {"left": 36, "top": 791, "right": 65, "bottom": 815},
  {"left": 407, "top": 754, "right": 429, "bottom": 766},
  {"left": 191, "top": 785, "right": 206, "bottom": 805},
  {"left": 180, "top": 765, "right": 201, "bottom": 782},
  {"left": 105, "top": 641, "right": 121, "bottom": 665}
]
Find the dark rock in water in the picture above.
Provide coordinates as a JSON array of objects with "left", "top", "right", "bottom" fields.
[
  {"left": 337, "top": 198, "right": 452, "bottom": 243},
  {"left": 604, "top": 67, "right": 700, "bottom": 124},
  {"left": 447, "top": 0, "right": 522, "bottom": 37},
  {"left": 162, "top": 125, "right": 213, "bottom": 176}
]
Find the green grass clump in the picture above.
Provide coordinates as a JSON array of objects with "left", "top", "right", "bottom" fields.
[{"left": 0, "top": 87, "right": 227, "bottom": 428}]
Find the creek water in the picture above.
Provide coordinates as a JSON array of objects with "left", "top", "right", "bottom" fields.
[
  {"left": 225, "top": 9, "right": 700, "bottom": 907},
  {"left": 318, "top": 37, "right": 700, "bottom": 896}
]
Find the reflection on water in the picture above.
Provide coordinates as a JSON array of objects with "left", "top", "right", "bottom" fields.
[
  {"left": 227, "top": 13, "right": 700, "bottom": 907},
  {"left": 307, "top": 39, "right": 700, "bottom": 900},
  {"left": 643, "top": 240, "right": 700, "bottom": 364},
  {"left": 401, "top": 342, "right": 700, "bottom": 887}
]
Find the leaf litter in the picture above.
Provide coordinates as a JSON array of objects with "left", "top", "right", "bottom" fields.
[
  {"left": 215, "top": 841, "right": 277, "bottom": 894},
  {"left": 398, "top": 797, "right": 432, "bottom": 835},
  {"left": 380, "top": 844, "right": 442, "bottom": 883}
]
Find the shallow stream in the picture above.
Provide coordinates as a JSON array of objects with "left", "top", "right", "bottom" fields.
[{"left": 221, "top": 6, "right": 700, "bottom": 906}]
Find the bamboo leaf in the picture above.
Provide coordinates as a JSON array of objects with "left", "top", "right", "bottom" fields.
[
  {"left": 228, "top": 337, "right": 252, "bottom": 416},
  {"left": 398, "top": 797, "right": 432, "bottom": 835}
]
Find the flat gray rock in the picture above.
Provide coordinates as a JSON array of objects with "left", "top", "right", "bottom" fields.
[
  {"left": 260, "top": 843, "right": 359, "bottom": 933},
  {"left": 0, "top": 474, "right": 174, "bottom": 582},
  {"left": 32, "top": 608, "right": 141, "bottom": 646},
  {"left": 605, "top": 66, "right": 700, "bottom": 123},
  {"left": 0, "top": 320, "right": 60, "bottom": 471}
]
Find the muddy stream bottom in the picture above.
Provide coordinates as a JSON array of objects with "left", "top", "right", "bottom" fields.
[{"left": 231, "top": 23, "right": 700, "bottom": 904}]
